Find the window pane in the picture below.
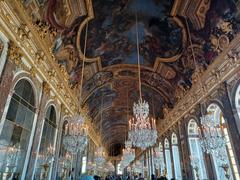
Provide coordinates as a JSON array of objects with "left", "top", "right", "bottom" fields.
[{"left": 6, "top": 98, "right": 19, "bottom": 122}]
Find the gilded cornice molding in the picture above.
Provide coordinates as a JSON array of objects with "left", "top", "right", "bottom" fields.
[
  {"left": 0, "top": 0, "right": 100, "bottom": 147},
  {"left": 158, "top": 33, "right": 240, "bottom": 135}
]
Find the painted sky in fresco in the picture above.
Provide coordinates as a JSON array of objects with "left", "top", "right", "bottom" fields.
[{"left": 82, "top": 0, "right": 182, "bottom": 67}]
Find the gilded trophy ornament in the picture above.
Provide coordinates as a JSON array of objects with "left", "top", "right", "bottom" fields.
[
  {"left": 8, "top": 42, "right": 23, "bottom": 65},
  {"left": 34, "top": 20, "right": 57, "bottom": 40},
  {"left": 42, "top": 81, "right": 51, "bottom": 95},
  {"left": 0, "top": 40, "right": 3, "bottom": 55},
  {"left": 17, "top": 23, "right": 30, "bottom": 41}
]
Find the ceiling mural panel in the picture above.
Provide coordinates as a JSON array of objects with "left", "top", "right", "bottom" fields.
[
  {"left": 81, "top": 0, "right": 183, "bottom": 67},
  {"left": 31, "top": 0, "right": 240, "bottom": 154}
]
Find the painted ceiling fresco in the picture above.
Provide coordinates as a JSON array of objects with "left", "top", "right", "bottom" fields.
[
  {"left": 82, "top": 0, "right": 183, "bottom": 67},
  {"left": 36, "top": 0, "right": 240, "bottom": 154}
]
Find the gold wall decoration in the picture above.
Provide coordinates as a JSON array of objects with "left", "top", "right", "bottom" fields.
[
  {"left": 17, "top": 23, "right": 30, "bottom": 41},
  {"left": 158, "top": 34, "right": 240, "bottom": 135},
  {"left": 42, "top": 81, "right": 51, "bottom": 96},
  {"left": 34, "top": 20, "right": 57, "bottom": 40},
  {"left": 8, "top": 42, "right": 23, "bottom": 65}
]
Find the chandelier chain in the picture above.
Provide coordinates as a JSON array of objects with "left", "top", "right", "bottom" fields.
[
  {"left": 135, "top": 12, "right": 142, "bottom": 102},
  {"left": 79, "top": 22, "right": 89, "bottom": 105}
]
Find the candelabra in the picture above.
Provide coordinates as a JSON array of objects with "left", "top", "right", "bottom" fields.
[
  {"left": 63, "top": 115, "right": 87, "bottom": 154},
  {"left": 190, "top": 156, "right": 200, "bottom": 180},
  {"left": 1, "top": 145, "right": 20, "bottom": 179},
  {"left": 39, "top": 145, "right": 55, "bottom": 180},
  {"left": 215, "top": 147, "right": 231, "bottom": 180}
]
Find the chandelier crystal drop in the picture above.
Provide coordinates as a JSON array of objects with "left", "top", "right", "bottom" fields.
[
  {"left": 63, "top": 115, "right": 87, "bottom": 154},
  {"left": 199, "top": 114, "right": 226, "bottom": 154}
]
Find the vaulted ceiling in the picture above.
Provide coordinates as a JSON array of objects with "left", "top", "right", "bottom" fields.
[{"left": 29, "top": 0, "right": 240, "bottom": 155}]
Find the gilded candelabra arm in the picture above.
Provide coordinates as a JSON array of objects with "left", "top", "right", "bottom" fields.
[
  {"left": 221, "top": 163, "right": 230, "bottom": 180},
  {"left": 193, "top": 166, "right": 200, "bottom": 180},
  {"left": 41, "top": 163, "right": 50, "bottom": 180}
]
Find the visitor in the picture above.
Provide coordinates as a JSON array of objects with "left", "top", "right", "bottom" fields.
[
  {"left": 68, "top": 168, "right": 74, "bottom": 180},
  {"left": 157, "top": 176, "right": 167, "bottom": 180},
  {"left": 138, "top": 173, "right": 144, "bottom": 180},
  {"left": 151, "top": 174, "right": 156, "bottom": 180},
  {"left": 182, "top": 170, "right": 187, "bottom": 180}
]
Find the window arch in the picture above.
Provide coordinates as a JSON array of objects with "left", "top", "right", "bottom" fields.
[
  {"left": 158, "top": 142, "right": 165, "bottom": 175},
  {"left": 188, "top": 119, "right": 207, "bottom": 180},
  {"left": 235, "top": 83, "right": 240, "bottom": 126},
  {"left": 0, "top": 31, "right": 9, "bottom": 77},
  {"left": 207, "top": 103, "right": 239, "bottom": 180},
  {"left": 0, "top": 79, "right": 36, "bottom": 179},
  {"left": 35, "top": 104, "right": 57, "bottom": 179},
  {"left": 171, "top": 133, "right": 182, "bottom": 179},
  {"left": 164, "top": 138, "right": 173, "bottom": 179}
]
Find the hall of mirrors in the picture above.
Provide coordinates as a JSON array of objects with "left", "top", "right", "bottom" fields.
[{"left": 0, "top": 0, "right": 240, "bottom": 179}]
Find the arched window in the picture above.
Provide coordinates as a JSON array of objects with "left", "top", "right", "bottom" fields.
[
  {"left": 164, "top": 138, "right": 173, "bottom": 179},
  {"left": 188, "top": 119, "right": 207, "bottom": 180},
  {"left": 0, "top": 31, "right": 9, "bottom": 77},
  {"left": 0, "top": 79, "right": 36, "bottom": 178},
  {"left": 207, "top": 104, "right": 239, "bottom": 180},
  {"left": 171, "top": 133, "right": 182, "bottom": 179},
  {"left": 35, "top": 105, "right": 57, "bottom": 179},
  {"left": 235, "top": 84, "right": 240, "bottom": 126},
  {"left": 57, "top": 120, "right": 69, "bottom": 178},
  {"left": 81, "top": 156, "right": 87, "bottom": 174},
  {"left": 158, "top": 142, "right": 165, "bottom": 175}
]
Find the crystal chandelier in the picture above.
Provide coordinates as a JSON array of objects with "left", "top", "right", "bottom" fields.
[
  {"left": 129, "top": 100, "right": 157, "bottom": 150},
  {"left": 128, "top": 13, "right": 157, "bottom": 150},
  {"left": 122, "top": 140, "right": 135, "bottom": 164},
  {"left": 106, "top": 161, "right": 115, "bottom": 172},
  {"left": 184, "top": 18, "right": 226, "bottom": 156},
  {"left": 59, "top": 152, "right": 72, "bottom": 169},
  {"left": 87, "top": 160, "right": 96, "bottom": 171},
  {"left": 199, "top": 114, "right": 226, "bottom": 154},
  {"left": 63, "top": 115, "right": 88, "bottom": 154},
  {"left": 133, "top": 160, "right": 143, "bottom": 173},
  {"left": 62, "top": 21, "right": 89, "bottom": 155},
  {"left": 38, "top": 145, "right": 55, "bottom": 165},
  {"left": 94, "top": 147, "right": 105, "bottom": 166}
]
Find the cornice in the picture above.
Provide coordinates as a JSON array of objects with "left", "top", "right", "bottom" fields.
[
  {"left": 158, "top": 33, "right": 240, "bottom": 135},
  {"left": 0, "top": 0, "right": 101, "bottom": 147}
]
